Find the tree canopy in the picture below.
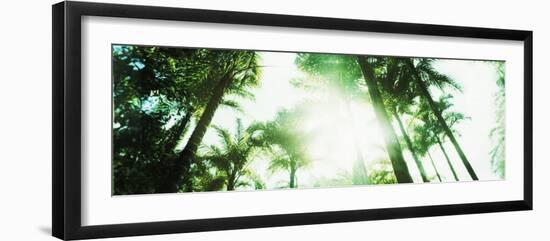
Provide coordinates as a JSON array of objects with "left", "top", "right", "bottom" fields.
[{"left": 112, "top": 45, "right": 505, "bottom": 194}]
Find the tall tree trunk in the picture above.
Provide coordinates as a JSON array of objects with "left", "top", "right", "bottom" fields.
[
  {"left": 427, "top": 151, "right": 442, "bottom": 182},
  {"left": 227, "top": 170, "right": 236, "bottom": 191},
  {"left": 412, "top": 70, "right": 479, "bottom": 180},
  {"left": 436, "top": 135, "right": 459, "bottom": 181},
  {"left": 159, "top": 74, "right": 233, "bottom": 193},
  {"left": 393, "top": 111, "right": 429, "bottom": 182},
  {"left": 357, "top": 56, "right": 413, "bottom": 183}
]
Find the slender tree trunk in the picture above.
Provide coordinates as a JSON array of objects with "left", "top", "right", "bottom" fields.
[
  {"left": 436, "top": 135, "right": 459, "bottom": 181},
  {"left": 289, "top": 166, "right": 296, "bottom": 188},
  {"left": 427, "top": 151, "right": 442, "bottom": 182},
  {"left": 159, "top": 74, "right": 233, "bottom": 193},
  {"left": 227, "top": 171, "right": 236, "bottom": 191},
  {"left": 393, "top": 111, "right": 429, "bottom": 182},
  {"left": 412, "top": 69, "right": 479, "bottom": 180},
  {"left": 357, "top": 56, "right": 413, "bottom": 183}
]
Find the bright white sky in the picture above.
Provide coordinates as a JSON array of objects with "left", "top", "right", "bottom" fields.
[{"left": 197, "top": 52, "right": 502, "bottom": 189}]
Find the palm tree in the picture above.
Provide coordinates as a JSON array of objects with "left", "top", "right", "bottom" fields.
[
  {"left": 407, "top": 59, "right": 479, "bottom": 180},
  {"left": 112, "top": 46, "right": 219, "bottom": 194},
  {"left": 411, "top": 116, "right": 443, "bottom": 182},
  {"left": 295, "top": 54, "right": 414, "bottom": 183},
  {"left": 413, "top": 96, "right": 466, "bottom": 181},
  {"left": 393, "top": 110, "right": 429, "bottom": 182},
  {"left": 356, "top": 56, "right": 414, "bottom": 183},
  {"left": 254, "top": 109, "right": 311, "bottom": 188},
  {"left": 377, "top": 57, "right": 430, "bottom": 182},
  {"left": 160, "top": 50, "right": 262, "bottom": 193},
  {"left": 267, "top": 153, "right": 305, "bottom": 188},
  {"left": 201, "top": 119, "right": 261, "bottom": 191}
]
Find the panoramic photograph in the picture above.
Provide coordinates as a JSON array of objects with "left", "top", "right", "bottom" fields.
[{"left": 112, "top": 44, "right": 505, "bottom": 195}]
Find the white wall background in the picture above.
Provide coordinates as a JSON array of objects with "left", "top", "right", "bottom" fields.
[{"left": 0, "top": 0, "right": 546, "bottom": 240}]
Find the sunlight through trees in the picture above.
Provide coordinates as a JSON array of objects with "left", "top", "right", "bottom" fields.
[{"left": 112, "top": 45, "right": 505, "bottom": 195}]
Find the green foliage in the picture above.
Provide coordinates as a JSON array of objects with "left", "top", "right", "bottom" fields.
[
  {"left": 367, "top": 159, "right": 398, "bottom": 184},
  {"left": 411, "top": 94, "right": 469, "bottom": 154},
  {"left": 490, "top": 62, "right": 506, "bottom": 178},
  {"left": 313, "top": 158, "right": 397, "bottom": 186},
  {"left": 112, "top": 45, "right": 213, "bottom": 194},
  {"left": 113, "top": 45, "right": 501, "bottom": 194},
  {"left": 112, "top": 46, "right": 262, "bottom": 194},
  {"left": 253, "top": 109, "right": 312, "bottom": 188},
  {"left": 295, "top": 53, "right": 363, "bottom": 97},
  {"left": 200, "top": 119, "right": 263, "bottom": 190}
]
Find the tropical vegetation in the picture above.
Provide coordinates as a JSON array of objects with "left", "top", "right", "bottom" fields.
[{"left": 112, "top": 45, "right": 505, "bottom": 195}]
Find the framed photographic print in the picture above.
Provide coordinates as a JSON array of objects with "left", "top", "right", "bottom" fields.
[{"left": 52, "top": 1, "right": 533, "bottom": 240}]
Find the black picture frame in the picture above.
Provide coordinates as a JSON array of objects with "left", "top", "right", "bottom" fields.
[{"left": 52, "top": 1, "right": 533, "bottom": 240}]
